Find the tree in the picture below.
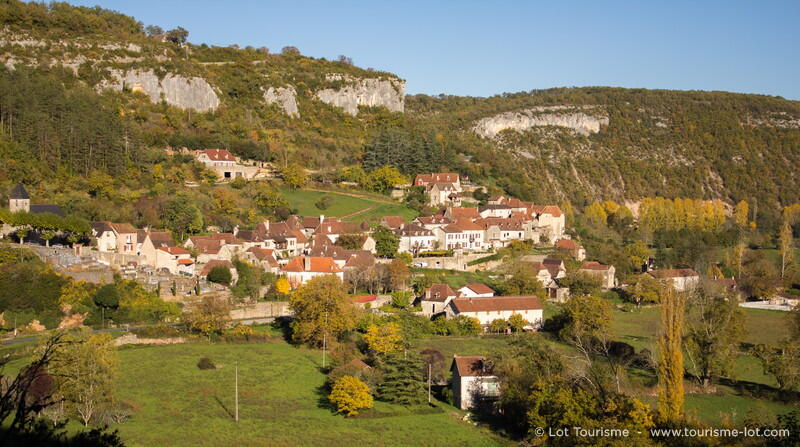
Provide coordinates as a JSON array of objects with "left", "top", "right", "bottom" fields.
[
  {"left": 502, "top": 263, "right": 545, "bottom": 297},
  {"left": 753, "top": 342, "right": 800, "bottom": 390},
  {"left": 164, "top": 26, "right": 188, "bottom": 45},
  {"left": 50, "top": 333, "right": 117, "bottom": 426},
  {"left": 780, "top": 220, "right": 794, "bottom": 279},
  {"left": 363, "top": 322, "right": 404, "bottom": 355},
  {"left": 657, "top": 286, "right": 685, "bottom": 422},
  {"left": 184, "top": 296, "right": 232, "bottom": 336},
  {"left": 335, "top": 233, "right": 365, "bottom": 250},
  {"left": 162, "top": 194, "right": 203, "bottom": 241},
  {"left": 489, "top": 318, "right": 508, "bottom": 333},
  {"left": 453, "top": 315, "right": 482, "bottom": 335},
  {"left": 684, "top": 287, "right": 745, "bottom": 389},
  {"left": 281, "top": 163, "right": 307, "bottom": 189},
  {"left": 281, "top": 46, "right": 300, "bottom": 55},
  {"left": 274, "top": 277, "right": 290, "bottom": 296},
  {"left": 365, "top": 166, "right": 406, "bottom": 193},
  {"left": 16, "top": 227, "right": 27, "bottom": 245},
  {"left": 40, "top": 230, "right": 55, "bottom": 247},
  {"left": 93, "top": 284, "right": 120, "bottom": 310},
  {"left": 387, "top": 259, "right": 409, "bottom": 290},
  {"left": 329, "top": 376, "right": 373, "bottom": 416},
  {"left": 624, "top": 240, "right": 650, "bottom": 271},
  {"left": 373, "top": 225, "right": 399, "bottom": 258},
  {"left": 145, "top": 24, "right": 163, "bottom": 37},
  {"left": 626, "top": 274, "right": 661, "bottom": 308},
  {"left": 390, "top": 290, "right": 412, "bottom": 308},
  {"left": 740, "top": 250, "right": 779, "bottom": 299},
  {"left": 558, "top": 271, "right": 603, "bottom": 297},
  {"left": 508, "top": 313, "right": 528, "bottom": 332},
  {"left": 377, "top": 351, "right": 426, "bottom": 405},
  {"left": 289, "top": 275, "right": 356, "bottom": 347},
  {"left": 207, "top": 265, "right": 232, "bottom": 284},
  {"left": 734, "top": 200, "right": 749, "bottom": 228}
]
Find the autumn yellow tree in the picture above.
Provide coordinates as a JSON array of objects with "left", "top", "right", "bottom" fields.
[
  {"left": 274, "top": 277, "right": 291, "bottom": 295},
  {"left": 364, "top": 322, "right": 404, "bottom": 354},
  {"left": 329, "top": 375, "right": 373, "bottom": 417},
  {"left": 657, "top": 286, "right": 685, "bottom": 422},
  {"left": 779, "top": 220, "right": 794, "bottom": 279},
  {"left": 584, "top": 202, "right": 608, "bottom": 226},
  {"left": 734, "top": 200, "right": 749, "bottom": 228},
  {"left": 289, "top": 275, "right": 356, "bottom": 347}
]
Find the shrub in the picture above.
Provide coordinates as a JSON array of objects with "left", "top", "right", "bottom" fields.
[
  {"left": 132, "top": 324, "right": 182, "bottom": 338},
  {"left": 197, "top": 357, "right": 216, "bottom": 370},
  {"left": 329, "top": 376, "right": 373, "bottom": 417},
  {"left": 207, "top": 265, "right": 232, "bottom": 284},
  {"left": 315, "top": 196, "right": 334, "bottom": 210}
]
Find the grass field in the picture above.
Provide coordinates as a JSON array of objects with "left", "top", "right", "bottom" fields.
[
  {"left": 280, "top": 188, "right": 418, "bottom": 223},
  {"left": 111, "top": 341, "right": 511, "bottom": 447}
]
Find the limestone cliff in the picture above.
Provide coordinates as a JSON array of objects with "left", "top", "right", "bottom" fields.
[
  {"left": 315, "top": 74, "right": 405, "bottom": 115},
  {"left": 263, "top": 86, "right": 299, "bottom": 117},
  {"left": 473, "top": 106, "right": 609, "bottom": 138},
  {"left": 98, "top": 69, "right": 220, "bottom": 112}
]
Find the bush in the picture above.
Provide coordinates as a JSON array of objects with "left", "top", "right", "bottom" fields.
[
  {"left": 207, "top": 265, "right": 232, "bottom": 284},
  {"left": 132, "top": 324, "right": 182, "bottom": 338},
  {"left": 197, "top": 357, "right": 216, "bottom": 370},
  {"left": 315, "top": 196, "right": 334, "bottom": 210}
]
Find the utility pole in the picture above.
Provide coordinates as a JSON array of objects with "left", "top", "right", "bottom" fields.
[
  {"left": 427, "top": 363, "right": 432, "bottom": 404},
  {"left": 322, "top": 311, "right": 329, "bottom": 368},
  {"left": 235, "top": 361, "right": 239, "bottom": 422}
]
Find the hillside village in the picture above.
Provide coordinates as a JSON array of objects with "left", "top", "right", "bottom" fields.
[{"left": 1, "top": 2, "right": 799, "bottom": 446}]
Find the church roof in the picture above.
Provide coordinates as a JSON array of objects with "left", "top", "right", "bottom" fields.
[{"left": 9, "top": 184, "right": 29, "bottom": 200}]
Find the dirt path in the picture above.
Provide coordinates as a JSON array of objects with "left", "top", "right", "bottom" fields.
[
  {"left": 342, "top": 206, "right": 376, "bottom": 219},
  {"left": 304, "top": 187, "right": 398, "bottom": 204}
]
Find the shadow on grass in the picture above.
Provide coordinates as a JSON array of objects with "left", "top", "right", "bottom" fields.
[
  {"left": 271, "top": 317, "right": 294, "bottom": 343},
  {"left": 716, "top": 377, "right": 800, "bottom": 404},
  {"left": 213, "top": 395, "right": 235, "bottom": 419}
]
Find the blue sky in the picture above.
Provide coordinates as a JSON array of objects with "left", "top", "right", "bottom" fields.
[{"left": 66, "top": 0, "right": 800, "bottom": 99}]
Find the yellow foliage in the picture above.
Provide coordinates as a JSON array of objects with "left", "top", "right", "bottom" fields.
[
  {"left": 363, "top": 322, "right": 404, "bottom": 354},
  {"left": 275, "top": 277, "right": 290, "bottom": 295},
  {"left": 329, "top": 375, "right": 373, "bottom": 417}
]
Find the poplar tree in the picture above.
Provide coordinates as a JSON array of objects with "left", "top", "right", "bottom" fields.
[
  {"left": 657, "top": 286, "right": 685, "bottom": 422},
  {"left": 779, "top": 220, "right": 794, "bottom": 279}
]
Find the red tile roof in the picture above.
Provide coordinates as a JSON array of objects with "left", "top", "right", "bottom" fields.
[
  {"left": 448, "top": 207, "right": 480, "bottom": 220},
  {"left": 281, "top": 256, "right": 342, "bottom": 273},
  {"left": 381, "top": 216, "right": 405, "bottom": 229},
  {"left": 424, "top": 284, "right": 458, "bottom": 302},
  {"left": 352, "top": 294, "right": 377, "bottom": 304},
  {"left": 450, "top": 296, "right": 543, "bottom": 313},
  {"left": 555, "top": 239, "right": 582, "bottom": 250},
  {"left": 414, "top": 173, "right": 459, "bottom": 186},
  {"left": 201, "top": 149, "right": 235, "bottom": 161},
  {"left": 178, "top": 258, "right": 194, "bottom": 265},
  {"left": 159, "top": 246, "right": 191, "bottom": 255},
  {"left": 452, "top": 356, "right": 494, "bottom": 377}
]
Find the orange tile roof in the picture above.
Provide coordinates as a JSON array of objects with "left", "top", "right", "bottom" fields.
[
  {"left": 159, "top": 246, "right": 191, "bottom": 255},
  {"left": 555, "top": 239, "right": 582, "bottom": 250},
  {"left": 352, "top": 294, "right": 377, "bottom": 304},
  {"left": 178, "top": 258, "right": 194, "bottom": 265},
  {"left": 580, "top": 261, "right": 612, "bottom": 271},
  {"left": 414, "top": 173, "right": 460, "bottom": 185},
  {"left": 281, "top": 256, "right": 342, "bottom": 273}
]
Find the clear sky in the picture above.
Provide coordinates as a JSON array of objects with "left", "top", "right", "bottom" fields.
[{"left": 66, "top": 0, "right": 800, "bottom": 100}]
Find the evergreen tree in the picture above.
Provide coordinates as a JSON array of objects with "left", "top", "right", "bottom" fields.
[{"left": 377, "top": 351, "right": 426, "bottom": 405}]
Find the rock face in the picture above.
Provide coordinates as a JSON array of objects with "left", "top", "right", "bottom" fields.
[
  {"left": 99, "top": 69, "right": 220, "bottom": 112},
  {"left": 263, "top": 86, "right": 299, "bottom": 117},
  {"left": 473, "top": 106, "right": 609, "bottom": 138},
  {"left": 315, "top": 74, "right": 405, "bottom": 115}
]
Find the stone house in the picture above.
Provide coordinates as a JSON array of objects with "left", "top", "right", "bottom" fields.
[
  {"left": 451, "top": 355, "right": 499, "bottom": 410},
  {"left": 445, "top": 296, "right": 544, "bottom": 329},
  {"left": 647, "top": 268, "right": 700, "bottom": 292},
  {"left": 420, "top": 283, "right": 459, "bottom": 316},
  {"left": 579, "top": 261, "right": 617, "bottom": 289}
]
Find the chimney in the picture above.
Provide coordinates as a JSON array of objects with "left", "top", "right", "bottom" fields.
[
  {"left": 319, "top": 214, "right": 324, "bottom": 224},
  {"left": 233, "top": 224, "right": 239, "bottom": 236},
  {"left": 304, "top": 256, "right": 311, "bottom": 271},
  {"left": 264, "top": 220, "right": 269, "bottom": 232}
]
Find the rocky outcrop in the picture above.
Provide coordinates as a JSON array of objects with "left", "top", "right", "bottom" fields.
[
  {"left": 473, "top": 106, "right": 609, "bottom": 138},
  {"left": 315, "top": 74, "right": 404, "bottom": 115},
  {"left": 98, "top": 69, "right": 220, "bottom": 112},
  {"left": 263, "top": 86, "right": 299, "bottom": 117}
]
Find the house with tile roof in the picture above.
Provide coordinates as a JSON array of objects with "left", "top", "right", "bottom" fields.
[
  {"left": 579, "top": 261, "right": 617, "bottom": 289},
  {"left": 647, "top": 268, "right": 700, "bottom": 292},
  {"left": 446, "top": 296, "right": 544, "bottom": 329},
  {"left": 397, "top": 223, "right": 437, "bottom": 254},
  {"left": 280, "top": 256, "right": 343, "bottom": 288},
  {"left": 457, "top": 283, "right": 495, "bottom": 298},
  {"left": 156, "top": 245, "right": 195, "bottom": 276},
  {"left": 420, "top": 283, "right": 460, "bottom": 316},
  {"left": 555, "top": 239, "right": 586, "bottom": 261},
  {"left": 194, "top": 149, "right": 258, "bottom": 180},
  {"left": 245, "top": 247, "right": 280, "bottom": 274},
  {"left": 434, "top": 220, "right": 485, "bottom": 251},
  {"left": 89, "top": 221, "right": 138, "bottom": 254},
  {"left": 451, "top": 355, "right": 499, "bottom": 410},
  {"left": 138, "top": 230, "right": 175, "bottom": 267}
]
